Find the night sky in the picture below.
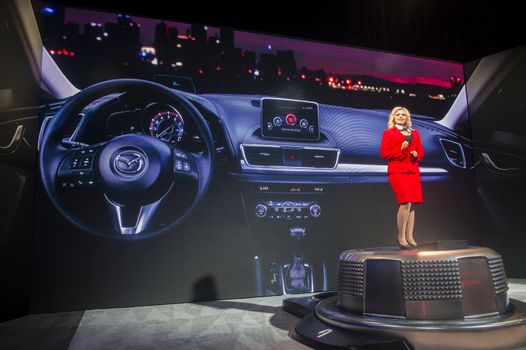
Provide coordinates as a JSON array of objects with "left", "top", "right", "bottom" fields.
[{"left": 64, "top": 7, "right": 464, "bottom": 88}]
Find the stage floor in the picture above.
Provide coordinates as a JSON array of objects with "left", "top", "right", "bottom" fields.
[{"left": 2, "top": 279, "right": 526, "bottom": 350}]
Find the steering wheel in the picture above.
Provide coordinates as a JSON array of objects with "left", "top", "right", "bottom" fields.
[{"left": 39, "top": 79, "right": 215, "bottom": 240}]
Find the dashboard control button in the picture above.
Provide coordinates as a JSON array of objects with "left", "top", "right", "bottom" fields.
[
  {"left": 70, "top": 157, "right": 80, "bottom": 169},
  {"left": 255, "top": 203, "right": 268, "bottom": 217},
  {"left": 174, "top": 151, "right": 188, "bottom": 159},
  {"left": 175, "top": 160, "right": 183, "bottom": 171},
  {"left": 309, "top": 204, "right": 321, "bottom": 217},
  {"left": 285, "top": 114, "right": 297, "bottom": 126}
]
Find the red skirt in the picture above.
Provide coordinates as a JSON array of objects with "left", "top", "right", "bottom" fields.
[{"left": 388, "top": 172, "right": 423, "bottom": 204}]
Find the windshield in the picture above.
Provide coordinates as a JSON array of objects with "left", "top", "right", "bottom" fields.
[{"left": 37, "top": 5, "right": 465, "bottom": 120}]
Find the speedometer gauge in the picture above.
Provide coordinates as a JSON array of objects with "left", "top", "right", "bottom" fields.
[{"left": 149, "top": 110, "right": 185, "bottom": 145}]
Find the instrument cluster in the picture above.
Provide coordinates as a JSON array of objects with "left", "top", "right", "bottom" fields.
[
  {"left": 106, "top": 102, "right": 190, "bottom": 146},
  {"left": 142, "top": 102, "right": 185, "bottom": 146}
]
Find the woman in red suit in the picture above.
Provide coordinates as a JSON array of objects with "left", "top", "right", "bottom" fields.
[{"left": 380, "top": 107, "right": 424, "bottom": 248}]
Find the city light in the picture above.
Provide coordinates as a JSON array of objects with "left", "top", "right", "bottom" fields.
[
  {"left": 267, "top": 44, "right": 272, "bottom": 51},
  {"left": 428, "top": 94, "right": 446, "bottom": 101},
  {"left": 42, "top": 7, "right": 55, "bottom": 14},
  {"left": 49, "top": 49, "right": 75, "bottom": 57},
  {"left": 141, "top": 46, "right": 156, "bottom": 55}
]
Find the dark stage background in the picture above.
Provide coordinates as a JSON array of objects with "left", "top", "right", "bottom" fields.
[{"left": 465, "top": 44, "right": 526, "bottom": 277}]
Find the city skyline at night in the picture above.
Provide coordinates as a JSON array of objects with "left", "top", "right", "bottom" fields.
[{"left": 61, "top": 6, "right": 464, "bottom": 89}]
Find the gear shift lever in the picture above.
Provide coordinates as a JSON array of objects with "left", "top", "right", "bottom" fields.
[
  {"left": 290, "top": 227, "right": 306, "bottom": 257},
  {"left": 282, "top": 227, "right": 312, "bottom": 293}
]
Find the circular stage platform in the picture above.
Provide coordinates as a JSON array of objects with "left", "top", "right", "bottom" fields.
[{"left": 283, "top": 241, "right": 526, "bottom": 350}]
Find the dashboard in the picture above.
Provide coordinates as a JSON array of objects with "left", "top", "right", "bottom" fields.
[{"left": 42, "top": 91, "right": 472, "bottom": 181}]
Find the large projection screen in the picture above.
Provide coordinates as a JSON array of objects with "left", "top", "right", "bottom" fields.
[{"left": 31, "top": 4, "right": 481, "bottom": 312}]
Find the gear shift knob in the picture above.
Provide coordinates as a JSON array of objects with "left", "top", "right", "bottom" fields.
[{"left": 290, "top": 227, "right": 306, "bottom": 238}]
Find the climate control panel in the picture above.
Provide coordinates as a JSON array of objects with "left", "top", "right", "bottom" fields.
[{"left": 254, "top": 201, "right": 321, "bottom": 220}]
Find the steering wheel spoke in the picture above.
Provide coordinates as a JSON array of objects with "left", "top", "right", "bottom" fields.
[
  {"left": 57, "top": 144, "right": 103, "bottom": 190},
  {"left": 104, "top": 191, "right": 170, "bottom": 235}
]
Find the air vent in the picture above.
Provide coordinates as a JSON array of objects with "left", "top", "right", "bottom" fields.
[
  {"left": 242, "top": 145, "right": 283, "bottom": 166},
  {"left": 302, "top": 148, "right": 339, "bottom": 168},
  {"left": 440, "top": 139, "right": 466, "bottom": 168},
  {"left": 241, "top": 144, "right": 339, "bottom": 168}
]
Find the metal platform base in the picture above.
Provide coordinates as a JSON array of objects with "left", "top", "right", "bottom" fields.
[
  {"left": 284, "top": 294, "right": 526, "bottom": 350},
  {"left": 284, "top": 243, "right": 526, "bottom": 349},
  {"left": 292, "top": 312, "right": 413, "bottom": 350},
  {"left": 283, "top": 293, "right": 526, "bottom": 350}
]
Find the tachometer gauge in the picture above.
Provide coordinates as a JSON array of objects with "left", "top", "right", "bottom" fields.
[{"left": 149, "top": 110, "right": 185, "bottom": 145}]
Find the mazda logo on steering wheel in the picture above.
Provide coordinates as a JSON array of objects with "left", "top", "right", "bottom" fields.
[{"left": 113, "top": 150, "right": 146, "bottom": 176}]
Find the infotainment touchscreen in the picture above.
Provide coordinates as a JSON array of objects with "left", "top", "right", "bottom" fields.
[{"left": 261, "top": 98, "right": 320, "bottom": 141}]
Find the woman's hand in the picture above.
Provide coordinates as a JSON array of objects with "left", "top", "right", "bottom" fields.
[
  {"left": 401, "top": 141, "right": 409, "bottom": 150},
  {"left": 410, "top": 150, "right": 418, "bottom": 158}
]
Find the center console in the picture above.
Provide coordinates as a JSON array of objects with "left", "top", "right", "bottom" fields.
[
  {"left": 240, "top": 97, "right": 337, "bottom": 296},
  {"left": 242, "top": 182, "right": 329, "bottom": 295}
]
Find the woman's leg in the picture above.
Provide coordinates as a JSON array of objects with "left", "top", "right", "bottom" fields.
[
  {"left": 397, "top": 202, "right": 412, "bottom": 245},
  {"left": 405, "top": 203, "right": 417, "bottom": 245}
]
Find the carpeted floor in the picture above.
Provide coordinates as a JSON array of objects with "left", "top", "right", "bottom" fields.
[{"left": 1, "top": 280, "right": 526, "bottom": 350}]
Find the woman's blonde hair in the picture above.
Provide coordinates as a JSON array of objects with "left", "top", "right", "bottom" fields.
[{"left": 387, "top": 106, "right": 412, "bottom": 129}]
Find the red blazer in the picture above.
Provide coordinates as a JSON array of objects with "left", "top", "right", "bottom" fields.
[{"left": 380, "top": 128, "right": 424, "bottom": 174}]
